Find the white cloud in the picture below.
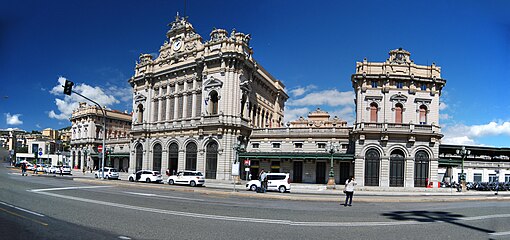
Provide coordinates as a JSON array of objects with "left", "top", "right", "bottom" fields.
[
  {"left": 284, "top": 107, "right": 310, "bottom": 123},
  {"left": 289, "top": 85, "right": 317, "bottom": 97},
  {"left": 442, "top": 121, "right": 510, "bottom": 146},
  {"left": 439, "top": 113, "right": 450, "bottom": 120},
  {"left": 439, "top": 101, "right": 448, "bottom": 110},
  {"left": 441, "top": 136, "right": 476, "bottom": 146},
  {"left": 329, "top": 106, "right": 355, "bottom": 124},
  {"left": 287, "top": 89, "right": 354, "bottom": 107},
  {"left": 5, "top": 113, "right": 23, "bottom": 125},
  {"left": 49, "top": 76, "right": 122, "bottom": 120}
]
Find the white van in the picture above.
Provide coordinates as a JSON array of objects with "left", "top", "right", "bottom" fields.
[{"left": 245, "top": 173, "right": 291, "bottom": 193}]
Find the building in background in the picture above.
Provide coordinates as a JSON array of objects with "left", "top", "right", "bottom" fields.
[
  {"left": 243, "top": 108, "right": 353, "bottom": 184},
  {"left": 350, "top": 48, "right": 446, "bottom": 187},
  {"left": 128, "top": 15, "right": 287, "bottom": 179},
  {"left": 70, "top": 102, "right": 131, "bottom": 171}
]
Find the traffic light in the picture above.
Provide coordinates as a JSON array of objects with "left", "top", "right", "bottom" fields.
[{"left": 63, "top": 80, "right": 74, "bottom": 95}]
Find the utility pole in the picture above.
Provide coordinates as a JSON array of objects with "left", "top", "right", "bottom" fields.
[{"left": 63, "top": 80, "right": 107, "bottom": 179}]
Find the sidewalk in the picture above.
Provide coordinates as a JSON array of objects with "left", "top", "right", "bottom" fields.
[{"left": 67, "top": 169, "right": 510, "bottom": 202}]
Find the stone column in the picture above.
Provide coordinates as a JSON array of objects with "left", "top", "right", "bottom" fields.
[
  {"left": 380, "top": 156, "right": 389, "bottom": 187},
  {"left": 405, "top": 157, "right": 414, "bottom": 188}
]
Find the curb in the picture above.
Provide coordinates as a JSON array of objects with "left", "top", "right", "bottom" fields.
[{"left": 72, "top": 178, "right": 510, "bottom": 203}]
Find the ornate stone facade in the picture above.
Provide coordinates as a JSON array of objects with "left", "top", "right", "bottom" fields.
[
  {"left": 351, "top": 48, "right": 446, "bottom": 187},
  {"left": 128, "top": 15, "right": 288, "bottom": 179},
  {"left": 70, "top": 102, "right": 131, "bottom": 171}
]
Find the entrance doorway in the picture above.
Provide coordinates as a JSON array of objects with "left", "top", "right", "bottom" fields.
[
  {"left": 293, "top": 161, "right": 303, "bottom": 183},
  {"left": 390, "top": 150, "right": 405, "bottom": 187},
  {"left": 316, "top": 162, "right": 326, "bottom": 184},
  {"left": 339, "top": 162, "right": 350, "bottom": 184}
]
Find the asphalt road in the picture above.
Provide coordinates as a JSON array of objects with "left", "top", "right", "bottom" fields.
[{"left": 2, "top": 163, "right": 510, "bottom": 240}]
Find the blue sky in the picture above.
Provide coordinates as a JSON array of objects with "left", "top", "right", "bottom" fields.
[{"left": 1, "top": 0, "right": 509, "bottom": 147}]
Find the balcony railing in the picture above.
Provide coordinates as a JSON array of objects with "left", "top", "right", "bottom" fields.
[
  {"left": 251, "top": 127, "right": 351, "bottom": 137},
  {"left": 354, "top": 122, "right": 439, "bottom": 133}
]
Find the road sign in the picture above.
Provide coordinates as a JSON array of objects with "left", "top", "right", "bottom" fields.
[
  {"left": 97, "top": 145, "right": 103, "bottom": 153},
  {"left": 244, "top": 159, "right": 251, "bottom": 166},
  {"left": 38, "top": 151, "right": 43, "bottom": 156},
  {"left": 38, "top": 148, "right": 43, "bottom": 152}
]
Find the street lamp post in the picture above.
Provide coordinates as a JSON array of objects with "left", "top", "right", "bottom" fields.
[
  {"left": 56, "top": 150, "right": 61, "bottom": 166},
  {"left": 326, "top": 142, "right": 340, "bottom": 189},
  {"left": 233, "top": 137, "right": 247, "bottom": 191},
  {"left": 495, "top": 165, "right": 500, "bottom": 196},
  {"left": 456, "top": 146, "right": 471, "bottom": 192}
]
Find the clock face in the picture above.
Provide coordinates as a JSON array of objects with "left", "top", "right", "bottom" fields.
[{"left": 173, "top": 40, "right": 182, "bottom": 51}]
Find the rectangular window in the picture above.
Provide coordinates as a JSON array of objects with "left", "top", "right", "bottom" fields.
[
  {"left": 421, "top": 84, "right": 427, "bottom": 91},
  {"left": 169, "top": 98, "right": 174, "bottom": 120},
  {"left": 252, "top": 143, "right": 259, "bottom": 149},
  {"left": 473, "top": 173, "right": 482, "bottom": 183},
  {"left": 186, "top": 95, "right": 192, "bottom": 118},
  {"left": 317, "top": 143, "right": 326, "bottom": 149},
  {"left": 371, "top": 81, "right": 378, "bottom": 88},
  {"left": 177, "top": 96, "right": 183, "bottom": 119},
  {"left": 196, "top": 92, "right": 202, "bottom": 117},
  {"left": 294, "top": 143, "right": 303, "bottom": 148},
  {"left": 396, "top": 82, "right": 403, "bottom": 89},
  {"left": 489, "top": 174, "right": 497, "bottom": 182},
  {"left": 272, "top": 143, "right": 281, "bottom": 148},
  {"left": 505, "top": 174, "right": 510, "bottom": 182}
]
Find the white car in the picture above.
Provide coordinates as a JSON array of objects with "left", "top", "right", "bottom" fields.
[
  {"left": 167, "top": 171, "right": 205, "bottom": 187},
  {"left": 128, "top": 170, "right": 163, "bottom": 183},
  {"left": 246, "top": 173, "right": 291, "bottom": 193},
  {"left": 45, "top": 165, "right": 59, "bottom": 174},
  {"left": 94, "top": 167, "right": 119, "bottom": 179},
  {"left": 61, "top": 166, "right": 72, "bottom": 175}
]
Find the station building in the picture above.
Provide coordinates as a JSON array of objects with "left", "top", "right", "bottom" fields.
[{"left": 121, "top": 15, "right": 509, "bottom": 188}]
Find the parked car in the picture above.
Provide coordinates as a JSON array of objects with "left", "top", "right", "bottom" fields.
[
  {"left": 94, "top": 167, "right": 119, "bottom": 179},
  {"left": 128, "top": 170, "right": 163, "bottom": 183},
  {"left": 167, "top": 171, "right": 205, "bottom": 187},
  {"left": 45, "top": 165, "right": 58, "bottom": 174},
  {"left": 25, "top": 163, "right": 35, "bottom": 171},
  {"left": 35, "top": 164, "right": 46, "bottom": 172},
  {"left": 61, "top": 165, "right": 72, "bottom": 175},
  {"left": 245, "top": 173, "right": 291, "bottom": 193}
]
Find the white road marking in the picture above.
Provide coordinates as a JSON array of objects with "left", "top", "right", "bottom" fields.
[
  {"left": 29, "top": 188, "right": 510, "bottom": 228},
  {"left": 123, "top": 191, "right": 205, "bottom": 202},
  {"left": 490, "top": 231, "right": 510, "bottom": 236},
  {"left": 118, "top": 236, "right": 132, "bottom": 239},
  {"left": 30, "top": 186, "right": 112, "bottom": 192},
  {"left": 0, "top": 201, "right": 45, "bottom": 217}
]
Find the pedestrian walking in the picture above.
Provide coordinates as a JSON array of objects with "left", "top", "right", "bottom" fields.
[
  {"left": 165, "top": 168, "right": 170, "bottom": 176},
  {"left": 21, "top": 162, "right": 27, "bottom": 176},
  {"left": 59, "top": 166, "right": 63, "bottom": 176},
  {"left": 82, "top": 167, "right": 86, "bottom": 175},
  {"left": 260, "top": 169, "right": 268, "bottom": 193},
  {"left": 343, "top": 176, "right": 357, "bottom": 206}
]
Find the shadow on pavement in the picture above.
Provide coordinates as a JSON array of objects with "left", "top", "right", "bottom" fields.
[{"left": 381, "top": 211, "right": 494, "bottom": 234}]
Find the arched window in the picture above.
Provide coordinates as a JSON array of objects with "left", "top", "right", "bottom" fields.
[
  {"left": 205, "top": 141, "right": 219, "bottom": 179},
  {"left": 168, "top": 143, "right": 179, "bottom": 175},
  {"left": 137, "top": 104, "right": 144, "bottom": 124},
  {"left": 365, "top": 149, "right": 380, "bottom": 186},
  {"left": 77, "top": 152, "right": 81, "bottom": 169},
  {"left": 389, "top": 149, "right": 405, "bottom": 187},
  {"left": 370, "top": 103, "right": 378, "bottom": 123},
  {"left": 135, "top": 144, "right": 143, "bottom": 171},
  {"left": 414, "top": 150, "right": 429, "bottom": 187},
  {"left": 185, "top": 142, "right": 197, "bottom": 171},
  {"left": 209, "top": 91, "right": 219, "bottom": 115},
  {"left": 419, "top": 105, "right": 427, "bottom": 124},
  {"left": 152, "top": 143, "right": 162, "bottom": 172},
  {"left": 395, "top": 103, "right": 403, "bottom": 124}
]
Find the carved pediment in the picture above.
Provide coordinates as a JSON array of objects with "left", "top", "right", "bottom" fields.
[
  {"left": 390, "top": 93, "right": 408, "bottom": 103},
  {"left": 134, "top": 93, "right": 147, "bottom": 104},
  {"left": 203, "top": 77, "right": 223, "bottom": 90}
]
